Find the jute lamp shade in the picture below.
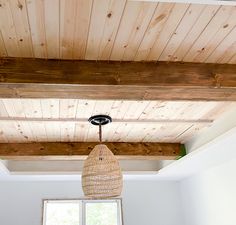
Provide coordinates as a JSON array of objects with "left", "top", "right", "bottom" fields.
[
  {"left": 82, "top": 144, "right": 123, "bottom": 198},
  {"left": 82, "top": 115, "right": 123, "bottom": 198}
]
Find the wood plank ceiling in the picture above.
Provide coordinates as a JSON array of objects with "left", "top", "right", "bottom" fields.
[
  {"left": 0, "top": 0, "right": 235, "bottom": 64},
  {"left": 0, "top": 99, "right": 235, "bottom": 143}
]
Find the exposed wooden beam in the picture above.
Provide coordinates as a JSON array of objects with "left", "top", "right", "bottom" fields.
[
  {"left": 0, "top": 116, "right": 213, "bottom": 125},
  {"left": 0, "top": 142, "right": 183, "bottom": 160},
  {"left": 0, "top": 59, "right": 236, "bottom": 101}
]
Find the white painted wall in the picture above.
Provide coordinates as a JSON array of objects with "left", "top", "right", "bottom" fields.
[
  {"left": 180, "top": 158, "right": 236, "bottom": 225},
  {"left": 0, "top": 180, "right": 184, "bottom": 225}
]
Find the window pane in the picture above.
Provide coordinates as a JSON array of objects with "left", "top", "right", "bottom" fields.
[
  {"left": 44, "top": 202, "right": 79, "bottom": 225},
  {"left": 85, "top": 202, "right": 118, "bottom": 225}
]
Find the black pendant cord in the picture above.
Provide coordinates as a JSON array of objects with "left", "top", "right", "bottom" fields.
[
  {"left": 99, "top": 122, "right": 102, "bottom": 143},
  {"left": 88, "top": 115, "right": 112, "bottom": 143}
]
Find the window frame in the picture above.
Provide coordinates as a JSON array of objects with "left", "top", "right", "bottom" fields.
[{"left": 42, "top": 198, "right": 123, "bottom": 225}]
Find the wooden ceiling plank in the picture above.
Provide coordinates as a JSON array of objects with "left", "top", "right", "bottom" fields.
[
  {"left": 0, "top": 59, "right": 236, "bottom": 100},
  {"left": 21, "top": 99, "right": 43, "bottom": 118},
  {"left": 41, "top": 99, "right": 60, "bottom": 119},
  {"left": 0, "top": 142, "right": 183, "bottom": 160},
  {"left": 122, "top": 2, "right": 157, "bottom": 61},
  {"left": 59, "top": 99, "right": 78, "bottom": 118},
  {"left": 74, "top": 123, "right": 89, "bottom": 142},
  {"left": 193, "top": 7, "right": 236, "bottom": 62},
  {"left": 110, "top": 1, "right": 152, "bottom": 60},
  {"left": 0, "top": 125, "right": 8, "bottom": 143},
  {"left": 207, "top": 28, "right": 236, "bottom": 64},
  {"left": 134, "top": 2, "right": 174, "bottom": 61},
  {"left": 60, "top": 0, "right": 77, "bottom": 59},
  {"left": 76, "top": 100, "right": 96, "bottom": 119},
  {"left": 26, "top": 0, "right": 47, "bottom": 58},
  {"left": 0, "top": 100, "right": 9, "bottom": 117},
  {"left": 183, "top": 6, "right": 235, "bottom": 62},
  {"left": 60, "top": 122, "right": 75, "bottom": 142},
  {"left": 8, "top": 0, "right": 34, "bottom": 57},
  {"left": 109, "top": 101, "right": 133, "bottom": 120},
  {"left": 0, "top": 0, "right": 20, "bottom": 57},
  {"left": 14, "top": 120, "right": 35, "bottom": 142},
  {"left": 147, "top": 3, "right": 189, "bottom": 60},
  {"left": 173, "top": 5, "right": 220, "bottom": 62},
  {"left": 200, "top": 102, "right": 235, "bottom": 120},
  {"left": 109, "top": 122, "right": 127, "bottom": 142},
  {"left": 229, "top": 53, "right": 236, "bottom": 64},
  {"left": 0, "top": 30, "right": 7, "bottom": 57},
  {"left": 2, "top": 99, "right": 36, "bottom": 142},
  {"left": 29, "top": 121, "right": 48, "bottom": 142},
  {"left": 92, "top": 100, "right": 114, "bottom": 116},
  {"left": 159, "top": 4, "right": 206, "bottom": 61},
  {"left": 59, "top": 99, "right": 78, "bottom": 142},
  {"left": 97, "top": 0, "right": 126, "bottom": 60},
  {"left": 174, "top": 123, "right": 208, "bottom": 143},
  {"left": 0, "top": 121, "right": 24, "bottom": 143},
  {"left": 122, "top": 101, "right": 150, "bottom": 119},
  {"left": 143, "top": 123, "right": 189, "bottom": 142},
  {"left": 73, "top": 0, "right": 93, "bottom": 59},
  {"left": 44, "top": 0, "right": 60, "bottom": 59},
  {"left": 223, "top": 48, "right": 236, "bottom": 64},
  {"left": 85, "top": 0, "right": 110, "bottom": 60}
]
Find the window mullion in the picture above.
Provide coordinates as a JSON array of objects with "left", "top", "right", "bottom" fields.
[{"left": 81, "top": 200, "right": 86, "bottom": 225}]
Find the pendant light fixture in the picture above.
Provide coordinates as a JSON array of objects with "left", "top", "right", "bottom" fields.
[{"left": 82, "top": 115, "right": 123, "bottom": 198}]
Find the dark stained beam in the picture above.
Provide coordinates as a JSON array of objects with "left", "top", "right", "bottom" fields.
[
  {"left": 0, "top": 142, "right": 183, "bottom": 160},
  {"left": 0, "top": 58, "right": 236, "bottom": 100}
]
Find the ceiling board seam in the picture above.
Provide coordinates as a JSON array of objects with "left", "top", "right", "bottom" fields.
[
  {"left": 180, "top": 6, "right": 222, "bottom": 61},
  {"left": 0, "top": 30, "right": 7, "bottom": 57},
  {"left": 171, "top": 5, "right": 220, "bottom": 62},
  {"left": 84, "top": 0, "right": 95, "bottom": 60},
  {"left": 59, "top": 0, "right": 61, "bottom": 58},
  {"left": 160, "top": 4, "right": 207, "bottom": 61},
  {"left": 174, "top": 124, "right": 194, "bottom": 142},
  {"left": 227, "top": 51, "right": 236, "bottom": 64},
  {"left": 203, "top": 25, "right": 236, "bottom": 63},
  {"left": 23, "top": 0, "right": 35, "bottom": 57},
  {"left": 72, "top": 0, "right": 79, "bottom": 59},
  {"left": 132, "top": 2, "right": 159, "bottom": 61},
  {"left": 145, "top": 2, "right": 177, "bottom": 60},
  {"left": 6, "top": 0, "right": 21, "bottom": 56},
  {"left": 96, "top": 0, "right": 112, "bottom": 61},
  {"left": 108, "top": 0, "right": 128, "bottom": 61},
  {"left": 85, "top": 97, "right": 97, "bottom": 142},
  {"left": 156, "top": 3, "right": 191, "bottom": 61},
  {"left": 181, "top": 5, "right": 222, "bottom": 61},
  {"left": 39, "top": 98, "right": 48, "bottom": 142},
  {"left": 121, "top": 2, "right": 157, "bottom": 61},
  {"left": 192, "top": 8, "right": 236, "bottom": 62},
  {"left": 41, "top": 0, "right": 48, "bottom": 58}
]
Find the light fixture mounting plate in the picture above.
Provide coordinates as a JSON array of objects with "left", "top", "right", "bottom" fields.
[{"left": 88, "top": 115, "right": 112, "bottom": 126}]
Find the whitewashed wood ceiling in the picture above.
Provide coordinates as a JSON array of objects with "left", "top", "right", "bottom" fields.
[
  {"left": 0, "top": 99, "right": 234, "bottom": 143},
  {"left": 0, "top": 0, "right": 235, "bottom": 63}
]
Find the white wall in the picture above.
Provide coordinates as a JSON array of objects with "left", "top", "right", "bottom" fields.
[
  {"left": 180, "top": 158, "right": 236, "bottom": 225},
  {"left": 0, "top": 180, "right": 184, "bottom": 225}
]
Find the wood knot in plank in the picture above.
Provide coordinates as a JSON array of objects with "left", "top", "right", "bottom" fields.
[
  {"left": 214, "top": 74, "right": 223, "bottom": 88},
  {"left": 17, "top": 1, "right": 23, "bottom": 10},
  {"left": 107, "top": 12, "right": 112, "bottom": 18}
]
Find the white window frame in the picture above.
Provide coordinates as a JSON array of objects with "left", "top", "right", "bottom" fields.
[{"left": 42, "top": 198, "right": 123, "bottom": 225}]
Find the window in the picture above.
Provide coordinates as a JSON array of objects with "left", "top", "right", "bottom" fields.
[{"left": 43, "top": 199, "right": 123, "bottom": 225}]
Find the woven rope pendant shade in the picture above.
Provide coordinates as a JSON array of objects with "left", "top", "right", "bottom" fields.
[{"left": 82, "top": 144, "right": 123, "bottom": 198}]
